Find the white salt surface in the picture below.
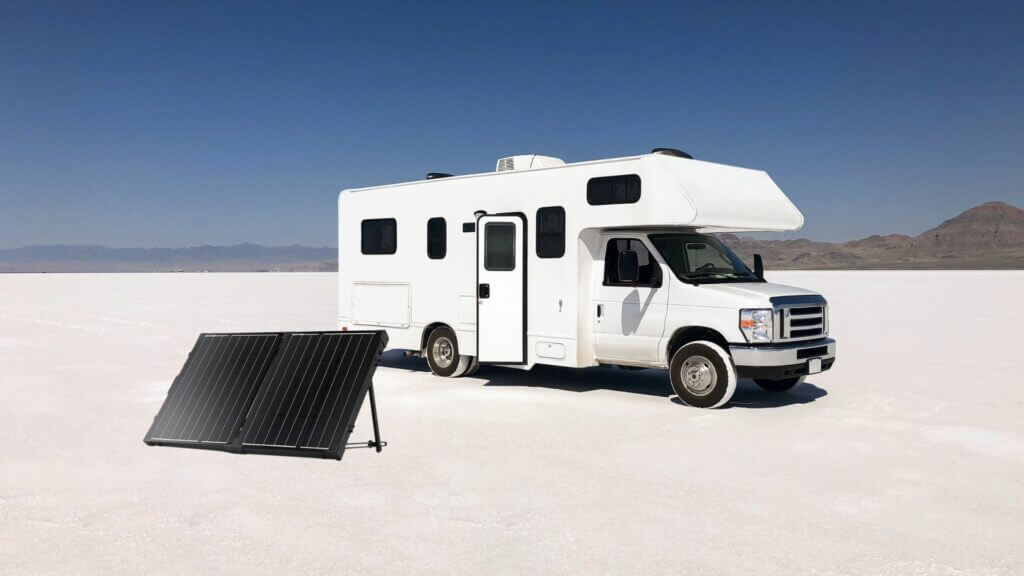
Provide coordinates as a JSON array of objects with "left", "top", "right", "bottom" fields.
[{"left": 0, "top": 271, "right": 1021, "bottom": 575}]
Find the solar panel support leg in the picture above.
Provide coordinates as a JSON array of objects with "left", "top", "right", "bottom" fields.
[{"left": 368, "top": 384, "right": 384, "bottom": 453}]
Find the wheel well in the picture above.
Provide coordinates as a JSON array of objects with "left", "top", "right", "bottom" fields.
[
  {"left": 420, "top": 322, "right": 450, "bottom": 354},
  {"left": 667, "top": 326, "right": 729, "bottom": 360}
]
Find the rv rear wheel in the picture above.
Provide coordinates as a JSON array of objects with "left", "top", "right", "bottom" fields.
[
  {"left": 753, "top": 376, "right": 805, "bottom": 392},
  {"left": 669, "top": 341, "right": 737, "bottom": 409},
  {"left": 450, "top": 356, "right": 472, "bottom": 377},
  {"left": 464, "top": 357, "right": 480, "bottom": 376},
  {"left": 426, "top": 327, "right": 471, "bottom": 377}
]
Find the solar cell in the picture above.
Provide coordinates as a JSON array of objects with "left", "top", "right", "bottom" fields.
[{"left": 145, "top": 330, "right": 387, "bottom": 460}]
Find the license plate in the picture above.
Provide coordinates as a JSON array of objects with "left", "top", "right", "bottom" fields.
[{"left": 808, "top": 358, "right": 822, "bottom": 374}]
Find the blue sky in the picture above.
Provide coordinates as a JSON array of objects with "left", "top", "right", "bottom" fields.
[{"left": 2, "top": 1, "right": 1022, "bottom": 248}]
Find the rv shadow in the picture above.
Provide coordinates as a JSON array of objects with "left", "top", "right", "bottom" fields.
[
  {"left": 483, "top": 365, "right": 827, "bottom": 408},
  {"left": 379, "top": 350, "right": 432, "bottom": 372},
  {"left": 678, "top": 380, "right": 828, "bottom": 409},
  {"left": 480, "top": 364, "right": 672, "bottom": 397},
  {"left": 379, "top": 351, "right": 826, "bottom": 407}
]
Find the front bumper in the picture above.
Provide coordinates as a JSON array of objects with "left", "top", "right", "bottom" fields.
[{"left": 730, "top": 338, "right": 836, "bottom": 379}]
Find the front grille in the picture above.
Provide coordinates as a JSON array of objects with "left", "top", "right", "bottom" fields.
[
  {"left": 776, "top": 301, "right": 828, "bottom": 342},
  {"left": 790, "top": 317, "right": 821, "bottom": 327}
]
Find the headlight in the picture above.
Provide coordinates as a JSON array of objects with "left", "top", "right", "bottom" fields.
[{"left": 740, "top": 309, "right": 773, "bottom": 343}]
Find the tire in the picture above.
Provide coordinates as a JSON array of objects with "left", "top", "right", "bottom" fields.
[
  {"left": 669, "top": 341, "right": 737, "bottom": 409},
  {"left": 451, "top": 355, "right": 472, "bottom": 377},
  {"left": 463, "top": 357, "right": 480, "bottom": 376},
  {"left": 753, "top": 376, "right": 805, "bottom": 392},
  {"left": 426, "top": 327, "right": 469, "bottom": 377}
]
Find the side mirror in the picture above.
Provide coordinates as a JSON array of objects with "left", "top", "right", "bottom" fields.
[
  {"left": 754, "top": 253, "right": 765, "bottom": 280},
  {"left": 618, "top": 250, "right": 640, "bottom": 283}
]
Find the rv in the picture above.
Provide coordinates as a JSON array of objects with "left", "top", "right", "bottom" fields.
[{"left": 337, "top": 149, "right": 836, "bottom": 408}]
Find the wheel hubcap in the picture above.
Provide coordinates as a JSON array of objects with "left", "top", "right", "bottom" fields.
[
  {"left": 680, "top": 355, "right": 717, "bottom": 396},
  {"left": 432, "top": 337, "right": 454, "bottom": 368}
]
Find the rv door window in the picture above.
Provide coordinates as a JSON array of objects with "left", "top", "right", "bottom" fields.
[
  {"left": 427, "top": 217, "right": 446, "bottom": 259},
  {"left": 587, "top": 174, "right": 641, "bottom": 205},
  {"left": 484, "top": 222, "right": 516, "bottom": 271},
  {"left": 603, "top": 238, "right": 659, "bottom": 286},
  {"left": 361, "top": 218, "right": 397, "bottom": 255},
  {"left": 536, "top": 206, "right": 565, "bottom": 258}
]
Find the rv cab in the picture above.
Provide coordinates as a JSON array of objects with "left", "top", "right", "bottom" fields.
[
  {"left": 589, "top": 229, "right": 834, "bottom": 406},
  {"left": 337, "top": 150, "right": 836, "bottom": 408}
]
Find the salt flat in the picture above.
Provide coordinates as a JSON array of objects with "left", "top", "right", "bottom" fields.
[{"left": 0, "top": 271, "right": 1022, "bottom": 575}]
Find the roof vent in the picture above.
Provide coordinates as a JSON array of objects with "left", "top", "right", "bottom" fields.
[
  {"left": 652, "top": 147, "right": 693, "bottom": 159},
  {"left": 426, "top": 172, "right": 453, "bottom": 180},
  {"left": 495, "top": 155, "right": 566, "bottom": 172}
]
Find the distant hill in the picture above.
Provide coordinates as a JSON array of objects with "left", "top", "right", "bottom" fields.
[
  {"left": 0, "top": 243, "right": 336, "bottom": 272},
  {"left": 1, "top": 202, "right": 1021, "bottom": 272},
  {"left": 722, "top": 201, "right": 1024, "bottom": 269}
]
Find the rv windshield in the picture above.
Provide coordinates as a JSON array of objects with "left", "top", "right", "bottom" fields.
[{"left": 649, "top": 233, "right": 761, "bottom": 284}]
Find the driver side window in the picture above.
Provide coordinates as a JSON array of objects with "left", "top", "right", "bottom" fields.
[{"left": 603, "top": 238, "right": 660, "bottom": 286}]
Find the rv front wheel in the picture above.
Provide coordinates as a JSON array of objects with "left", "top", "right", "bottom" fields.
[
  {"left": 669, "top": 341, "right": 737, "bottom": 409},
  {"left": 426, "top": 327, "right": 470, "bottom": 377}
]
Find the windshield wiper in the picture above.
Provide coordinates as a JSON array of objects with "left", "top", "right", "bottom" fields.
[
  {"left": 687, "top": 271, "right": 738, "bottom": 278},
  {"left": 684, "top": 272, "right": 757, "bottom": 281}
]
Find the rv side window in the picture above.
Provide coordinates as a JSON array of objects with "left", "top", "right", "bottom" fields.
[
  {"left": 427, "top": 217, "right": 446, "bottom": 259},
  {"left": 361, "top": 218, "right": 397, "bottom": 255},
  {"left": 604, "top": 238, "right": 659, "bottom": 286},
  {"left": 587, "top": 174, "right": 641, "bottom": 205},
  {"left": 536, "top": 206, "right": 565, "bottom": 258},
  {"left": 484, "top": 222, "right": 516, "bottom": 271}
]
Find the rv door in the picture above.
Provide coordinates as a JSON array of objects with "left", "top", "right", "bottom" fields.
[{"left": 476, "top": 214, "right": 526, "bottom": 364}]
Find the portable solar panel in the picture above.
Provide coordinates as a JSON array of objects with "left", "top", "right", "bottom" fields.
[{"left": 145, "top": 330, "right": 388, "bottom": 460}]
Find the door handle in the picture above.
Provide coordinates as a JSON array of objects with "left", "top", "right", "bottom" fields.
[
  {"left": 596, "top": 304, "right": 603, "bottom": 317},
  {"left": 478, "top": 283, "right": 490, "bottom": 299}
]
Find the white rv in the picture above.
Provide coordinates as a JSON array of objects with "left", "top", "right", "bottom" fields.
[{"left": 337, "top": 149, "right": 836, "bottom": 408}]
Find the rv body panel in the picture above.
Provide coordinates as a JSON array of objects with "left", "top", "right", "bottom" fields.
[
  {"left": 654, "top": 155, "right": 804, "bottom": 232},
  {"left": 337, "top": 152, "right": 822, "bottom": 372}
]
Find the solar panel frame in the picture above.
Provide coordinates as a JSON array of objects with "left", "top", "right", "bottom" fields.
[{"left": 144, "top": 330, "right": 388, "bottom": 460}]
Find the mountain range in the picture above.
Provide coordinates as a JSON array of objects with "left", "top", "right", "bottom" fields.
[
  {"left": 0, "top": 243, "right": 336, "bottom": 273},
  {"left": 0, "top": 201, "right": 1021, "bottom": 272}
]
